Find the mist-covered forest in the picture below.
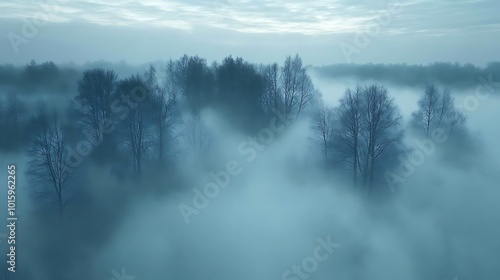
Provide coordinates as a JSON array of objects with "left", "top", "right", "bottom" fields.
[{"left": 0, "top": 55, "right": 499, "bottom": 280}]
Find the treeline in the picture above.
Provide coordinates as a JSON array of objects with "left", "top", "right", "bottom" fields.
[
  {"left": 0, "top": 54, "right": 320, "bottom": 218},
  {"left": 0, "top": 60, "right": 81, "bottom": 94},
  {"left": 0, "top": 55, "right": 473, "bottom": 219},
  {"left": 313, "top": 62, "right": 500, "bottom": 88}
]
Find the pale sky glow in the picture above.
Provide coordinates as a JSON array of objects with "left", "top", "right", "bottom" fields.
[
  {"left": 0, "top": 0, "right": 417, "bottom": 34},
  {"left": 0, "top": 0, "right": 498, "bottom": 65}
]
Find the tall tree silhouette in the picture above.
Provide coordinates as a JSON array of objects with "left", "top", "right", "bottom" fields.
[
  {"left": 360, "top": 85, "right": 404, "bottom": 191},
  {"left": 281, "top": 54, "right": 315, "bottom": 117},
  {"left": 333, "top": 85, "right": 405, "bottom": 192},
  {"left": 169, "top": 55, "right": 215, "bottom": 156},
  {"left": 75, "top": 68, "right": 117, "bottom": 143},
  {"left": 335, "top": 87, "right": 363, "bottom": 185},
  {"left": 115, "top": 76, "right": 152, "bottom": 178},
  {"left": 215, "top": 56, "right": 265, "bottom": 130},
  {"left": 311, "top": 101, "right": 335, "bottom": 161},
  {"left": 412, "top": 85, "right": 466, "bottom": 137},
  {"left": 261, "top": 62, "right": 283, "bottom": 113},
  {"left": 144, "top": 65, "right": 178, "bottom": 167},
  {"left": 175, "top": 55, "right": 215, "bottom": 115},
  {"left": 27, "top": 115, "right": 70, "bottom": 219}
]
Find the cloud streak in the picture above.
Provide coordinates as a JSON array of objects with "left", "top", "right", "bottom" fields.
[{"left": 1, "top": 0, "right": 498, "bottom": 36}]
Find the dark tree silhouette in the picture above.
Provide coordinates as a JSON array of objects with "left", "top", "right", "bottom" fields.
[
  {"left": 412, "top": 85, "right": 466, "bottom": 137},
  {"left": 414, "top": 85, "right": 440, "bottom": 136},
  {"left": 334, "top": 87, "right": 363, "bottom": 186},
  {"left": 311, "top": 101, "right": 335, "bottom": 161},
  {"left": 74, "top": 68, "right": 117, "bottom": 143},
  {"left": 115, "top": 76, "right": 152, "bottom": 177},
  {"left": 175, "top": 55, "right": 215, "bottom": 115},
  {"left": 215, "top": 56, "right": 265, "bottom": 130},
  {"left": 261, "top": 62, "right": 282, "bottom": 113},
  {"left": 27, "top": 115, "right": 70, "bottom": 219},
  {"left": 281, "top": 54, "right": 315, "bottom": 118},
  {"left": 333, "top": 85, "right": 405, "bottom": 192},
  {"left": 144, "top": 65, "right": 178, "bottom": 167},
  {"left": 360, "top": 85, "right": 404, "bottom": 191},
  {"left": 0, "top": 93, "right": 28, "bottom": 151}
]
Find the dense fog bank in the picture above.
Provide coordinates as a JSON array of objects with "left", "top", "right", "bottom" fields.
[{"left": 0, "top": 58, "right": 499, "bottom": 280}]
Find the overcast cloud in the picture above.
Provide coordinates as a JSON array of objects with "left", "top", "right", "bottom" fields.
[{"left": 0, "top": 0, "right": 499, "bottom": 65}]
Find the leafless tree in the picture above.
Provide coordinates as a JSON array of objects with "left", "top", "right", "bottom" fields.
[
  {"left": 311, "top": 101, "right": 335, "bottom": 160},
  {"left": 174, "top": 55, "right": 215, "bottom": 115},
  {"left": 74, "top": 69, "right": 117, "bottom": 143},
  {"left": 296, "top": 68, "right": 316, "bottom": 117},
  {"left": 116, "top": 76, "right": 153, "bottom": 178},
  {"left": 436, "top": 89, "right": 466, "bottom": 135},
  {"left": 412, "top": 85, "right": 439, "bottom": 136},
  {"left": 281, "top": 54, "right": 314, "bottom": 117},
  {"left": 335, "top": 87, "right": 362, "bottom": 185},
  {"left": 126, "top": 104, "right": 150, "bottom": 177},
  {"left": 333, "top": 85, "right": 404, "bottom": 192},
  {"left": 145, "top": 65, "right": 179, "bottom": 166},
  {"left": 447, "top": 108, "right": 466, "bottom": 136},
  {"left": 165, "top": 59, "right": 179, "bottom": 101},
  {"left": 183, "top": 114, "right": 212, "bottom": 157},
  {"left": 27, "top": 116, "right": 70, "bottom": 219},
  {"left": 261, "top": 62, "right": 282, "bottom": 113},
  {"left": 360, "top": 85, "right": 404, "bottom": 191},
  {"left": 166, "top": 55, "right": 215, "bottom": 155},
  {"left": 412, "top": 86, "right": 466, "bottom": 137}
]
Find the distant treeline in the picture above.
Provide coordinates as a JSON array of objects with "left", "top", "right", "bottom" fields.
[
  {"left": 0, "top": 60, "right": 81, "bottom": 94},
  {"left": 0, "top": 60, "right": 160, "bottom": 95},
  {"left": 3, "top": 60, "right": 499, "bottom": 95},
  {"left": 312, "top": 62, "right": 500, "bottom": 88}
]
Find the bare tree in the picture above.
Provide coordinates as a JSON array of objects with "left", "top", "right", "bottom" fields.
[
  {"left": 126, "top": 104, "right": 149, "bottom": 177},
  {"left": 447, "top": 108, "right": 466, "bottom": 136},
  {"left": 360, "top": 85, "right": 404, "bottom": 191},
  {"left": 335, "top": 87, "right": 362, "bottom": 185},
  {"left": 183, "top": 114, "right": 212, "bottom": 157},
  {"left": 296, "top": 67, "right": 315, "bottom": 117},
  {"left": 27, "top": 116, "right": 70, "bottom": 219},
  {"left": 175, "top": 55, "right": 215, "bottom": 115},
  {"left": 412, "top": 85, "right": 439, "bottom": 136},
  {"left": 116, "top": 76, "right": 153, "bottom": 178},
  {"left": 281, "top": 55, "right": 296, "bottom": 116},
  {"left": 436, "top": 89, "right": 453, "bottom": 129},
  {"left": 436, "top": 89, "right": 466, "bottom": 135},
  {"left": 412, "top": 86, "right": 466, "bottom": 137},
  {"left": 144, "top": 65, "right": 178, "bottom": 166},
  {"left": 281, "top": 54, "right": 314, "bottom": 117},
  {"left": 261, "top": 62, "right": 282, "bottom": 113},
  {"left": 333, "top": 85, "right": 404, "bottom": 192},
  {"left": 75, "top": 68, "right": 117, "bottom": 143},
  {"left": 165, "top": 59, "right": 179, "bottom": 101},
  {"left": 311, "top": 101, "right": 335, "bottom": 160}
]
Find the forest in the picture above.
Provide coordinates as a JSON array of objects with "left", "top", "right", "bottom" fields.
[
  {"left": 0, "top": 56, "right": 498, "bottom": 280},
  {"left": 0, "top": 57, "right": 474, "bottom": 200}
]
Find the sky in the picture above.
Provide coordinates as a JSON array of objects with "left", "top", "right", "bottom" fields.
[{"left": 0, "top": 0, "right": 499, "bottom": 66}]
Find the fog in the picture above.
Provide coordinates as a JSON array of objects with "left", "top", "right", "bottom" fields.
[{"left": 0, "top": 58, "right": 499, "bottom": 280}]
